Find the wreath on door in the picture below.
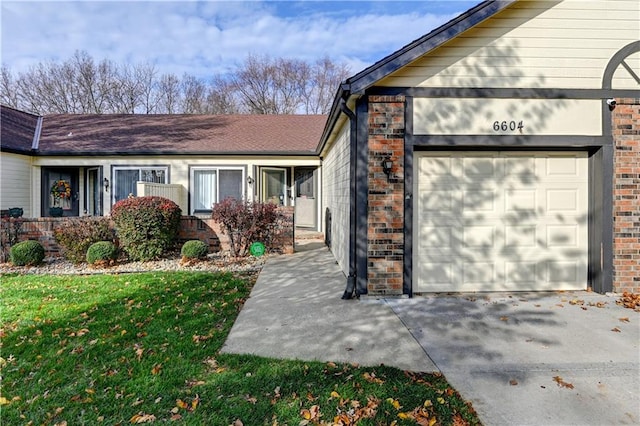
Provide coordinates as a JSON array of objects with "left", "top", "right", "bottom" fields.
[{"left": 50, "top": 179, "right": 72, "bottom": 202}]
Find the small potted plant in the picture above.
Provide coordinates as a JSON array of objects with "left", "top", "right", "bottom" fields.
[
  {"left": 8, "top": 207, "right": 23, "bottom": 218},
  {"left": 50, "top": 179, "right": 71, "bottom": 217}
]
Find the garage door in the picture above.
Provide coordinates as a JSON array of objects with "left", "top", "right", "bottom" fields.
[{"left": 414, "top": 151, "right": 588, "bottom": 292}]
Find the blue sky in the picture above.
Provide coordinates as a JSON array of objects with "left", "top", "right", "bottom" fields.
[{"left": 1, "top": 1, "right": 481, "bottom": 80}]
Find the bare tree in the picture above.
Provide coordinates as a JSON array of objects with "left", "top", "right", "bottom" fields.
[
  {"left": 181, "top": 74, "right": 207, "bottom": 113},
  {"left": 156, "top": 73, "right": 181, "bottom": 114},
  {"left": 1, "top": 51, "right": 349, "bottom": 115}
]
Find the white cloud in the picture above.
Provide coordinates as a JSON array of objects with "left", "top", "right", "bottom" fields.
[{"left": 1, "top": 1, "right": 478, "bottom": 79}]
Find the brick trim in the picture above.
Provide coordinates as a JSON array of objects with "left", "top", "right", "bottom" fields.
[{"left": 612, "top": 97, "right": 640, "bottom": 293}]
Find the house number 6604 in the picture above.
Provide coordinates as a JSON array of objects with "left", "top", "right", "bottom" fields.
[{"left": 492, "top": 120, "right": 524, "bottom": 132}]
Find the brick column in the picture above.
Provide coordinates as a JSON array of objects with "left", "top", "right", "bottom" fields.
[
  {"left": 367, "top": 95, "right": 405, "bottom": 295},
  {"left": 612, "top": 97, "right": 640, "bottom": 293}
]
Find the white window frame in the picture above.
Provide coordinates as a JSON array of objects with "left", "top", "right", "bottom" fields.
[
  {"left": 189, "top": 166, "right": 245, "bottom": 215},
  {"left": 112, "top": 166, "right": 168, "bottom": 204}
]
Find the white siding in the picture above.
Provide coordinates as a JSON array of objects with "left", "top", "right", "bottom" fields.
[
  {"left": 321, "top": 122, "right": 351, "bottom": 276},
  {"left": 380, "top": 0, "right": 640, "bottom": 89},
  {"left": 32, "top": 156, "right": 320, "bottom": 216},
  {"left": 0, "top": 153, "right": 32, "bottom": 217}
]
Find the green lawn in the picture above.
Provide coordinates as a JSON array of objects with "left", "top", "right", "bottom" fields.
[{"left": 0, "top": 271, "right": 480, "bottom": 425}]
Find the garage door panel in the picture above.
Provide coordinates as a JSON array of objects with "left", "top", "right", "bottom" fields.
[{"left": 414, "top": 151, "right": 587, "bottom": 293}]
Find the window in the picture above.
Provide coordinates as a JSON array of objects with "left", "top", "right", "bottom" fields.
[
  {"left": 113, "top": 167, "right": 167, "bottom": 202},
  {"left": 190, "top": 167, "right": 244, "bottom": 214}
]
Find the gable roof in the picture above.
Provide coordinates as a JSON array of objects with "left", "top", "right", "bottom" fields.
[
  {"left": 0, "top": 105, "right": 40, "bottom": 154},
  {"left": 4, "top": 113, "right": 326, "bottom": 156},
  {"left": 318, "top": 0, "right": 515, "bottom": 150}
]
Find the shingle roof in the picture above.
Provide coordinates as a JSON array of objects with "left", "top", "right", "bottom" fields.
[
  {"left": 0, "top": 105, "right": 39, "bottom": 153},
  {"left": 38, "top": 114, "right": 327, "bottom": 155}
]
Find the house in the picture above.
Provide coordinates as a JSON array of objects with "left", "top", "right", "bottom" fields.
[
  {"left": 0, "top": 107, "right": 326, "bottom": 230},
  {"left": 317, "top": 0, "right": 639, "bottom": 296},
  {"left": 2, "top": 0, "right": 638, "bottom": 296}
]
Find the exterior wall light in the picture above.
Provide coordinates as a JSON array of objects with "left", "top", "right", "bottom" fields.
[
  {"left": 246, "top": 176, "right": 255, "bottom": 185},
  {"left": 103, "top": 177, "right": 110, "bottom": 192},
  {"left": 382, "top": 156, "right": 393, "bottom": 179}
]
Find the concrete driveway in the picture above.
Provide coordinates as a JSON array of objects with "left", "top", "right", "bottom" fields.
[
  {"left": 222, "top": 244, "right": 640, "bottom": 425},
  {"left": 387, "top": 293, "right": 640, "bottom": 425}
]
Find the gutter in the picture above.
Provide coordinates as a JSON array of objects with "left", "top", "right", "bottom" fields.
[{"left": 338, "top": 96, "right": 358, "bottom": 300}]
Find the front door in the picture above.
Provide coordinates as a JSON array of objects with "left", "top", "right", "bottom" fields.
[
  {"left": 294, "top": 167, "right": 317, "bottom": 228},
  {"left": 43, "top": 167, "right": 80, "bottom": 217}
]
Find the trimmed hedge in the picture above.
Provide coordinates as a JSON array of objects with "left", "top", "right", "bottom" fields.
[
  {"left": 181, "top": 240, "right": 208, "bottom": 259},
  {"left": 111, "top": 196, "right": 182, "bottom": 261},
  {"left": 86, "top": 241, "right": 119, "bottom": 265},
  {"left": 10, "top": 240, "right": 45, "bottom": 266}
]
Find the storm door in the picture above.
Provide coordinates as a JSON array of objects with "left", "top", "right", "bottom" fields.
[
  {"left": 262, "top": 168, "right": 287, "bottom": 206},
  {"left": 294, "top": 167, "right": 317, "bottom": 228},
  {"left": 85, "top": 167, "right": 102, "bottom": 216}
]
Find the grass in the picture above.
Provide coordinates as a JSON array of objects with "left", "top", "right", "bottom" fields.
[{"left": 0, "top": 271, "right": 480, "bottom": 425}]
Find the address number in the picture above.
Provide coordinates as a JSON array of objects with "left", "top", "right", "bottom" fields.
[{"left": 493, "top": 120, "right": 524, "bottom": 132}]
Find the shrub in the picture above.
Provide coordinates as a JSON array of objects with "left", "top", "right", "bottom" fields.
[
  {"left": 86, "top": 241, "right": 119, "bottom": 265},
  {"left": 211, "top": 199, "right": 280, "bottom": 257},
  {"left": 10, "top": 240, "right": 45, "bottom": 266},
  {"left": 181, "top": 240, "right": 209, "bottom": 259},
  {"left": 54, "top": 218, "right": 114, "bottom": 263},
  {"left": 111, "top": 196, "right": 182, "bottom": 261}
]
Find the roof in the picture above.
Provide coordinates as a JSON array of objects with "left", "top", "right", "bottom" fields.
[
  {"left": 318, "top": 0, "right": 515, "bottom": 150},
  {"left": 12, "top": 113, "right": 326, "bottom": 156},
  {"left": 0, "top": 105, "right": 40, "bottom": 154}
]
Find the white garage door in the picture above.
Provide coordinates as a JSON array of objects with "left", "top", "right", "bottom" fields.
[{"left": 414, "top": 151, "right": 588, "bottom": 292}]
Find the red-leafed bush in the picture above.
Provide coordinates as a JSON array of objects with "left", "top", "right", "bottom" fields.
[
  {"left": 54, "top": 217, "right": 115, "bottom": 263},
  {"left": 211, "top": 198, "right": 280, "bottom": 257},
  {"left": 111, "top": 196, "right": 182, "bottom": 261}
]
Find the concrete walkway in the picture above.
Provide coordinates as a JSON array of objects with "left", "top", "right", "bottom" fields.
[
  {"left": 221, "top": 243, "right": 437, "bottom": 372},
  {"left": 222, "top": 244, "right": 640, "bottom": 425}
]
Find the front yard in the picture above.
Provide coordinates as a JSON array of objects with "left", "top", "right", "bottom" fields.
[{"left": 1, "top": 271, "right": 481, "bottom": 425}]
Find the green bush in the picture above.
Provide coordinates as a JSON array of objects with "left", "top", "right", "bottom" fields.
[
  {"left": 181, "top": 240, "right": 208, "bottom": 259},
  {"left": 54, "top": 218, "right": 114, "bottom": 263},
  {"left": 86, "top": 241, "right": 119, "bottom": 265},
  {"left": 111, "top": 196, "right": 182, "bottom": 261},
  {"left": 10, "top": 240, "right": 45, "bottom": 266}
]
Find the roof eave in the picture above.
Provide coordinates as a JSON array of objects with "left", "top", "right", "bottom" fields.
[
  {"left": 30, "top": 150, "right": 319, "bottom": 157},
  {"left": 347, "top": 0, "right": 516, "bottom": 94},
  {"left": 316, "top": 0, "right": 516, "bottom": 153}
]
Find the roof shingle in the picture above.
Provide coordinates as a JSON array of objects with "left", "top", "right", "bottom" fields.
[{"left": 38, "top": 114, "right": 327, "bottom": 155}]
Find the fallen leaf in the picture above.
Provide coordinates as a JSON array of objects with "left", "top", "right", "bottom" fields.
[
  {"left": 363, "top": 372, "right": 384, "bottom": 384},
  {"left": 130, "top": 412, "right": 156, "bottom": 423},
  {"left": 553, "top": 376, "right": 574, "bottom": 389},
  {"left": 330, "top": 391, "right": 341, "bottom": 399},
  {"left": 386, "top": 398, "right": 402, "bottom": 410},
  {"left": 509, "top": 379, "right": 518, "bottom": 386},
  {"left": 500, "top": 316, "right": 509, "bottom": 322},
  {"left": 611, "top": 327, "right": 621, "bottom": 332},
  {"left": 151, "top": 364, "right": 162, "bottom": 375},
  {"left": 619, "top": 317, "right": 630, "bottom": 323}
]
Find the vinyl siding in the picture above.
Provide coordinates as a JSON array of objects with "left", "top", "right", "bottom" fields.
[
  {"left": 321, "top": 122, "right": 351, "bottom": 276},
  {"left": 0, "top": 152, "right": 32, "bottom": 217},
  {"left": 31, "top": 156, "right": 320, "bottom": 217},
  {"left": 379, "top": 0, "right": 640, "bottom": 89}
]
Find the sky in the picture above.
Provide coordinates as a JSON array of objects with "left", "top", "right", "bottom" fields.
[{"left": 1, "top": 1, "right": 481, "bottom": 81}]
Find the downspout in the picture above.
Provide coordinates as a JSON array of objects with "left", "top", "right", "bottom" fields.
[{"left": 339, "top": 97, "right": 358, "bottom": 300}]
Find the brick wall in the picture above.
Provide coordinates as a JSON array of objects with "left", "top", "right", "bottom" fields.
[
  {"left": 367, "top": 95, "right": 405, "bottom": 295},
  {"left": 1, "top": 207, "right": 294, "bottom": 261},
  {"left": 612, "top": 97, "right": 640, "bottom": 293}
]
